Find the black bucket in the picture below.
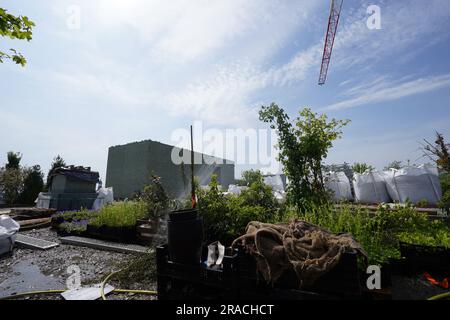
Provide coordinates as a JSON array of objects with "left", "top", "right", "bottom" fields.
[{"left": 167, "top": 209, "right": 203, "bottom": 265}]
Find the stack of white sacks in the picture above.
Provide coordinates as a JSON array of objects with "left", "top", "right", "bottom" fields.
[{"left": 339, "top": 164, "right": 442, "bottom": 205}]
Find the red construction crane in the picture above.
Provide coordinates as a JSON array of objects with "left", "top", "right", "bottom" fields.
[{"left": 318, "top": 0, "right": 344, "bottom": 86}]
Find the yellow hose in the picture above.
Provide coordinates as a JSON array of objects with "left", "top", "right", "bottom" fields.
[
  {"left": 100, "top": 270, "right": 119, "bottom": 300},
  {"left": 428, "top": 292, "right": 450, "bottom": 300},
  {"left": 0, "top": 288, "right": 157, "bottom": 300}
]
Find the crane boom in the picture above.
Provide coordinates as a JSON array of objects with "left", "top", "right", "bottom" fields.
[{"left": 318, "top": 0, "right": 344, "bottom": 85}]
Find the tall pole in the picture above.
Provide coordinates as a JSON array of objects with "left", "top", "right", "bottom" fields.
[{"left": 190, "top": 125, "right": 196, "bottom": 208}]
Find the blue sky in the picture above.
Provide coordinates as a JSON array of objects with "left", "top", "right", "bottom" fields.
[{"left": 1, "top": 0, "right": 450, "bottom": 181}]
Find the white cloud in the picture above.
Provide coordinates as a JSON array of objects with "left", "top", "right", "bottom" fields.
[
  {"left": 48, "top": 70, "right": 156, "bottom": 107},
  {"left": 322, "top": 74, "right": 450, "bottom": 111},
  {"left": 39, "top": 0, "right": 450, "bottom": 127},
  {"left": 94, "top": 0, "right": 318, "bottom": 63},
  {"left": 166, "top": 63, "right": 264, "bottom": 126}
]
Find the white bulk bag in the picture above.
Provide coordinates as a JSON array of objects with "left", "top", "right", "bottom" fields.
[
  {"left": 35, "top": 192, "right": 51, "bottom": 209},
  {"left": 264, "top": 175, "right": 285, "bottom": 192},
  {"left": 353, "top": 171, "right": 391, "bottom": 204},
  {"left": 0, "top": 215, "right": 20, "bottom": 255},
  {"left": 324, "top": 172, "right": 353, "bottom": 202},
  {"left": 92, "top": 187, "right": 114, "bottom": 211},
  {"left": 384, "top": 165, "right": 442, "bottom": 205}
]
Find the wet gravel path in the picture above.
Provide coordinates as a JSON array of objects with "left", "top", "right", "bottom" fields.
[{"left": 0, "top": 228, "right": 157, "bottom": 300}]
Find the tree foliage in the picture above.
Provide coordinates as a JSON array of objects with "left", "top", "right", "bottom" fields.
[
  {"left": 46, "top": 155, "right": 66, "bottom": 189},
  {"left": 20, "top": 165, "right": 44, "bottom": 205},
  {"left": 384, "top": 160, "right": 403, "bottom": 171},
  {"left": 5, "top": 151, "right": 22, "bottom": 170},
  {"left": 0, "top": 7, "right": 35, "bottom": 66},
  {"left": 241, "top": 169, "right": 264, "bottom": 186},
  {"left": 0, "top": 151, "right": 24, "bottom": 205},
  {"left": 198, "top": 173, "right": 279, "bottom": 245},
  {"left": 352, "top": 162, "right": 375, "bottom": 174},
  {"left": 140, "top": 175, "right": 170, "bottom": 220},
  {"left": 0, "top": 167, "right": 24, "bottom": 205},
  {"left": 421, "top": 132, "right": 450, "bottom": 172},
  {"left": 259, "top": 103, "right": 350, "bottom": 210}
]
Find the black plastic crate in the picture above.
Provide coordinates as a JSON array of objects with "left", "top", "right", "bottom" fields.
[
  {"left": 400, "top": 242, "right": 450, "bottom": 275},
  {"left": 156, "top": 244, "right": 362, "bottom": 300}
]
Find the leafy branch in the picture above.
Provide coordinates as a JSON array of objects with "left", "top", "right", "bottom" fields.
[{"left": 0, "top": 7, "right": 35, "bottom": 66}]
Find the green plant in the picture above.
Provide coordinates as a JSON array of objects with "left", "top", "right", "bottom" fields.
[
  {"left": 438, "top": 173, "right": 450, "bottom": 212},
  {"left": 0, "top": 152, "right": 25, "bottom": 205},
  {"left": 421, "top": 132, "right": 450, "bottom": 172},
  {"left": 139, "top": 175, "right": 169, "bottom": 220},
  {"left": 197, "top": 173, "right": 280, "bottom": 245},
  {"left": 259, "top": 104, "right": 350, "bottom": 210},
  {"left": 58, "top": 221, "right": 88, "bottom": 235},
  {"left": 384, "top": 160, "right": 403, "bottom": 171},
  {"left": 90, "top": 201, "right": 149, "bottom": 228},
  {"left": 0, "top": 7, "right": 35, "bottom": 66},
  {"left": 57, "top": 208, "right": 98, "bottom": 222},
  {"left": 0, "top": 167, "right": 23, "bottom": 205},
  {"left": 241, "top": 170, "right": 264, "bottom": 186},
  {"left": 114, "top": 252, "right": 157, "bottom": 288},
  {"left": 5, "top": 152, "right": 21, "bottom": 170},
  {"left": 352, "top": 163, "right": 375, "bottom": 174},
  {"left": 416, "top": 198, "right": 429, "bottom": 208},
  {"left": 197, "top": 175, "right": 231, "bottom": 242}
]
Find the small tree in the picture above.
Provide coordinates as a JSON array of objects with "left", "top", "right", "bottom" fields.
[
  {"left": 0, "top": 167, "right": 24, "bottom": 205},
  {"left": 352, "top": 163, "right": 375, "bottom": 174},
  {"left": 20, "top": 165, "right": 44, "bottom": 205},
  {"left": 140, "top": 175, "right": 169, "bottom": 220},
  {"left": 259, "top": 103, "right": 350, "bottom": 209},
  {"left": 0, "top": 151, "right": 24, "bottom": 205}
]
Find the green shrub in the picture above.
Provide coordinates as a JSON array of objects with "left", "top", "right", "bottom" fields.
[
  {"left": 197, "top": 173, "right": 280, "bottom": 245},
  {"left": 439, "top": 173, "right": 450, "bottom": 212},
  {"left": 290, "top": 202, "right": 450, "bottom": 265},
  {"left": 197, "top": 175, "right": 231, "bottom": 243}
]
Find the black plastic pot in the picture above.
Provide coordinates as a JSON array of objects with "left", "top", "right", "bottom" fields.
[{"left": 167, "top": 209, "right": 203, "bottom": 265}]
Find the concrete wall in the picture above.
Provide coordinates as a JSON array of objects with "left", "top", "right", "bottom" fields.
[{"left": 106, "top": 140, "right": 235, "bottom": 199}]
